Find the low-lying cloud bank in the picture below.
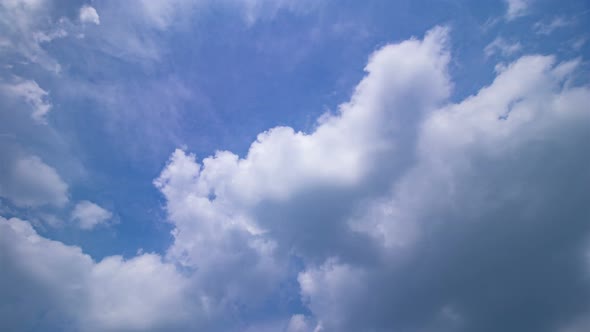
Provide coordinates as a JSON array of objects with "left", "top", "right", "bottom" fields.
[{"left": 2, "top": 27, "right": 590, "bottom": 332}]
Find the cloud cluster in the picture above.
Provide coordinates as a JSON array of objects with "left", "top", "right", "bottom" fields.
[
  {"left": 0, "top": 216, "right": 196, "bottom": 332},
  {"left": 2, "top": 26, "right": 590, "bottom": 332}
]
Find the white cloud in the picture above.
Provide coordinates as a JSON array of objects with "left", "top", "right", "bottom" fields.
[
  {"left": 0, "top": 0, "right": 321, "bottom": 71},
  {"left": 533, "top": 16, "right": 573, "bottom": 35},
  {"left": 0, "top": 154, "right": 68, "bottom": 207},
  {"left": 80, "top": 0, "right": 323, "bottom": 62},
  {"left": 298, "top": 53, "right": 590, "bottom": 332},
  {"left": 0, "top": 0, "right": 66, "bottom": 72},
  {"left": 0, "top": 216, "right": 197, "bottom": 332},
  {"left": 71, "top": 201, "right": 112, "bottom": 230},
  {"left": 134, "top": 0, "right": 195, "bottom": 30},
  {"left": 79, "top": 5, "right": 100, "bottom": 25},
  {"left": 155, "top": 26, "right": 590, "bottom": 332},
  {"left": 156, "top": 26, "right": 450, "bottom": 208},
  {"left": 504, "top": 0, "right": 532, "bottom": 20},
  {"left": 238, "top": 0, "right": 323, "bottom": 25},
  {"left": 484, "top": 37, "right": 522, "bottom": 58},
  {"left": 86, "top": 254, "right": 194, "bottom": 331},
  {"left": 572, "top": 37, "right": 587, "bottom": 51},
  {"left": 286, "top": 314, "right": 318, "bottom": 332},
  {"left": 0, "top": 77, "right": 52, "bottom": 122},
  {"left": 153, "top": 30, "right": 451, "bottom": 311}
]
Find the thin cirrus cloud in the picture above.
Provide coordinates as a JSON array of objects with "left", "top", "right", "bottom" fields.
[
  {"left": 1, "top": 23, "right": 590, "bottom": 332},
  {"left": 533, "top": 16, "right": 574, "bottom": 35}
]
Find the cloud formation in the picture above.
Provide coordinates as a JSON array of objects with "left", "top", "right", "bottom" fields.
[
  {"left": 79, "top": 5, "right": 100, "bottom": 25},
  {"left": 0, "top": 216, "right": 194, "bottom": 332},
  {"left": 504, "top": 0, "right": 532, "bottom": 20},
  {"left": 0, "top": 154, "right": 68, "bottom": 207},
  {"left": 0, "top": 0, "right": 69, "bottom": 72},
  {"left": 1, "top": 26, "right": 590, "bottom": 332},
  {"left": 484, "top": 37, "right": 522, "bottom": 58},
  {"left": 71, "top": 201, "right": 112, "bottom": 230},
  {"left": 155, "top": 26, "right": 590, "bottom": 332},
  {"left": 0, "top": 77, "right": 52, "bottom": 122}
]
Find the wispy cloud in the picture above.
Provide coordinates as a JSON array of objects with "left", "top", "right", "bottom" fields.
[
  {"left": 0, "top": 77, "right": 52, "bottom": 122},
  {"left": 533, "top": 16, "right": 574, "bottom": 35},
  {"left": 484, "top": 37, "right": 522, "bottom": 57},
  {"left": 504, "top": 0, "right": 532, "bottom": 20}
]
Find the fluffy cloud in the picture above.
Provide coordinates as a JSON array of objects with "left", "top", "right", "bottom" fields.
[
  {"left": 155, "top": 26, "right": 590, "bottom": 332},
  {"left": 0, "top": 216, "right": 196, "bottom": 332},
  {"left": 0, "top": 154, "right": 68, "bottom": 207},
  {"left": 299, "top": 54, "right": 590, "bottom": 332},
  {"left": 79, "top": 5, "right": 100, "bottom": 25},
  {"left": 156, "top": 26, "right": 450, "bottom": 264},
  {"left": 71, "top": 201, "right": 112, "bottom": 230},
  {"left": 1, "top": 26, "right": 590, "bottom": 332}
]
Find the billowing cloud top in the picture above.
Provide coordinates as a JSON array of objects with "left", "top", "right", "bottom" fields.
[{"left": 1, "top": 2, "right": 590, "bottom": 332}]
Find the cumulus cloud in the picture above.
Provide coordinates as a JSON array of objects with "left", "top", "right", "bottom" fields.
[
  {"left": 0, "top": 154, "right": 68, "bottom": 207},
  {"left": 299, "top": 53, "right": 590, "bottom": 332},
  {"left": 71, "top": 201, "right": 112, "bottom": 230},
  {"left": 156, "top": 26, "right": 451, "bottom": 264},
  {"left": 155, "top": 26, "right": 590, "bottom": 332},
  {"left": 1, "top": 26, "right": 590, "bottom": 332},
  {"left": 79, "top": 5, "right": 100, "bottom": 25},
  {"left": 0, "top": 216, "right": 196, "bottom": 332}
]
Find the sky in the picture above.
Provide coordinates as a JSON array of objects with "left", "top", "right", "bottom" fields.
[{"left": 1, "top": 0, "right": 590, "bottom": 331}]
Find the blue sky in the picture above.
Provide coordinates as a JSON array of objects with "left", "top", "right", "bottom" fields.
[{"left": 1, "top": 0, "right": 590, "bottom": 331}]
